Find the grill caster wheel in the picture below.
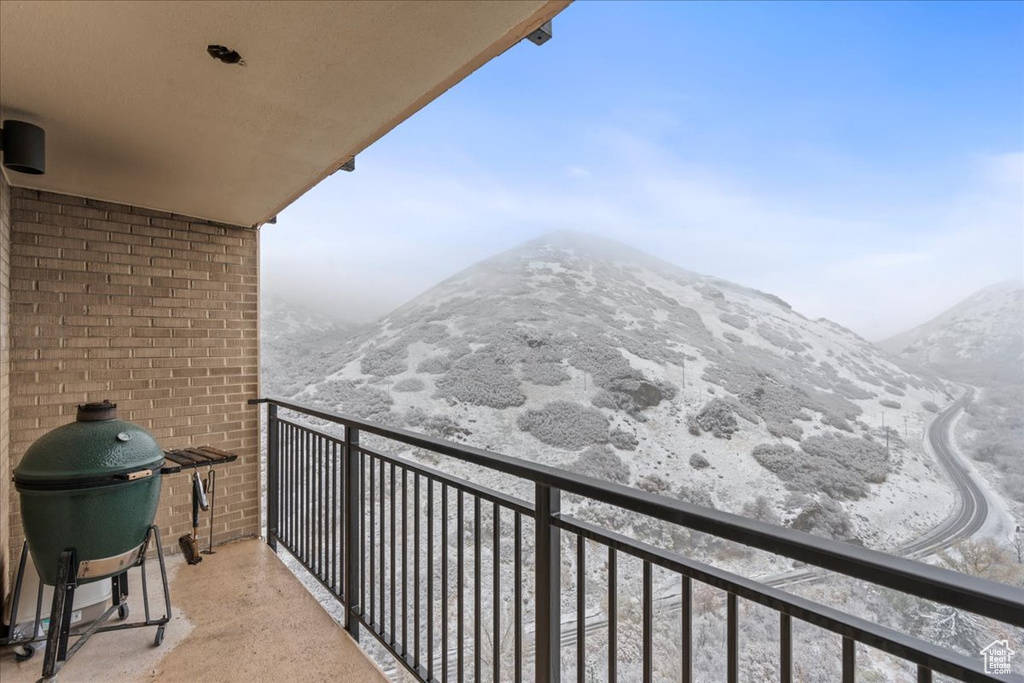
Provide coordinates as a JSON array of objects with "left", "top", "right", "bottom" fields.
[
  {"left": 118, "top": 603, "right": 130, "bottom": 620},
  {"left": 153, "top": 626, "right": 165, "bottom": 647},
  {"left": 13, "top": 643, "right": 35, "bottom": 662}
]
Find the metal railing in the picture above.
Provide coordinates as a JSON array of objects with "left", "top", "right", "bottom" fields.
[{"left": 249, "top": 398, "right": 1024, "bottom": 683}]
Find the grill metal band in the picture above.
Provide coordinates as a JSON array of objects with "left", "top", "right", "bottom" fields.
[{"left": 77, "top": 544, "right": 143, "bottom": 580}]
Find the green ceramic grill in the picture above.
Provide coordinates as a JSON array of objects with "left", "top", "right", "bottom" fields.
[{"left": 13, "top": 401, "right": 164, "bottom": 585}]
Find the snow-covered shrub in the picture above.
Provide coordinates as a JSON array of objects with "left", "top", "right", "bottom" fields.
[
  {"left": 751, "top": 443, "right": 796, "bottom": 473},
  {"left": 722, "top": 331, "right": 743, "bottom": 343},
  {"left": 695, "top": 398, "right": 740, "bottom": 438},
  {"left": 434, "top": 352, "right": 525, "bottom": 408},
  {"left": 767, "top": 420, "right": 803, "bottom": 441},
  {"left": 884, "top": 385, "right": 906, "bottom": 397},
  {"left": 416, "top": 356, "right": 451, "bottom": 374},
  {"left": 741, "top": 495, "right": 780, "bottom": 525},
  {"left": 757, "top": 323, "right": 806, "bottom": 353},
  {"left": 720, "top": 313, "right": 749, "bottom": 330},
  {"left": 833, "top": 381, "right": 874, "bottom": 400},
  {"left": 636, "top": 474, "right": 671, "bottom": 495},
  {"left": 821, "top": 412, "right": 854, "bottom": 432},
  {"left": 313, "top": 379, "right": 393, "bottom": 420},
  {"left": 568, "top": 445, "right": 629, "bottom": 484},
  {"left": 879, "top": 398, "right": 901, "bottom": 409},
  {"left": 360, "top": 343, "right": 408, "bottom": 377},
  {"left": 790, "top": 498, "right": 854, "bottom": 540},
  {"left": 687, "top": 416, "right": 702, "bottom": 436},
  {"left": 518, "top": 400, "right": 610, "bottom": 449},
  {"left": 1001, "top": 474, "right": 1024, "bottom": 503},
  {"left": 757, "top": 434, "right": 890, "bottom": 500},
  {"left": 422, "top": 415, "right": 472, "bottom": 440},
  {"left": 609, "top": 427, "right": 638, "bottom": 451},
  {"left": 446, "top": 340, "right": 472, "bottom": 360},
  {"left": 393, "top": 377, "right": 424, "bottom": 393},
  {"left": 521, "top": 361, "right": 570, "bottom": 386},
  {"left": 689, "top": 453, "right": 711, "bottom": 469},
  {"left": 922, "top": 400, "right": 939, "bottom": 413},
  {"left": 674, "top": 484, "right": 715, "bottom": 509},
  {"left": 570, "top": 341, "right": 677, "bottom": 417}
]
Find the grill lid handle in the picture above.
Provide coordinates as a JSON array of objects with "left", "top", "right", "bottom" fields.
[{"left": 77, "top": 400, "right": 118, "bottom": 422}]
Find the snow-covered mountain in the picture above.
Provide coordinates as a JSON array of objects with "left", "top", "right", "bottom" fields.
[
  {"left": 879, "top": 280, "right": 1024, "bottom": 383},
  {"left": 260, "top": 293, "right": 361, "bottom": 398},
  {"left": 290, "top": 231, "right": 955, "bottom": 549}
]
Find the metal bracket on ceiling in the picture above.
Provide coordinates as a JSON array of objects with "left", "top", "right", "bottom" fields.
[{"left": 526, "top": 20, "right": 553, "bottom": 46}]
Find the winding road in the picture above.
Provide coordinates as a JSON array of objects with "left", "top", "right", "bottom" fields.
[{"left": 895, "top": 387, "right": 988, "bottom": 559}]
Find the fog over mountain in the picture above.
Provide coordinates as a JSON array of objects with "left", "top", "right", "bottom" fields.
[
  {"left": 880, "top": 279, "right": 1024, "bottom": 383},
  {"left": 265, "top": 231, "right": 959, "bottom": 550}
]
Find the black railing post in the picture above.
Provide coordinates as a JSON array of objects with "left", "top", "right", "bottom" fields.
[
  {"left": 266, "top": 403, "right": 279, "bottom": 551},
  {"left": 536, "top": 483, "right": 561, "bottom": 683},
  {"left": 344, "top": 424, "right": 361, "bottom": 641}
]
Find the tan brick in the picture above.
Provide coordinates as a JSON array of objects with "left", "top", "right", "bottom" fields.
[{"left": 6, "top": 187, "right": 260, "bottom": 560}]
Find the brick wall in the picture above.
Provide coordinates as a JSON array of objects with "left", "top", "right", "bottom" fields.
[
  {"left": 1, "top": 172, "right": 11, "bottom": 599},
  {"left": 6, "top": 186, "right": 260, "bottom": 567}
]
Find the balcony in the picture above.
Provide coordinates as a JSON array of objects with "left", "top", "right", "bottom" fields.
[
  {"left": 246, "top": 398, "right": 1023, "bottom": 683},
  {"left": 0, "top": 539, "right": 386, "bottom": 682}
]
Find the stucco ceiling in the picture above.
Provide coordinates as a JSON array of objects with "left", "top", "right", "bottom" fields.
[{"left": 0, "top": 0, "right": 567, "bottom": 226}]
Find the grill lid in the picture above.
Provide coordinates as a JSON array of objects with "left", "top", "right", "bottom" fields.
[{"left": 13, "top": 402, "right": 165, "bottom": 489}]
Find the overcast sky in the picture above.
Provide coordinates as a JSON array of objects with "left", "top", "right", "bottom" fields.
[{"left": 262, "top": 1, "right": 1024, "bottom": 341}]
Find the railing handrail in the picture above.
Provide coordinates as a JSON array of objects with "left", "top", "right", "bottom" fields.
[{"left": 249, "top": 396, "right": 1024, "bottom": 627}]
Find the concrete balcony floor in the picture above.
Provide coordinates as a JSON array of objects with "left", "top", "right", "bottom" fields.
[{"left": 0, "top": 539, "right": 386, "bottom": 682}]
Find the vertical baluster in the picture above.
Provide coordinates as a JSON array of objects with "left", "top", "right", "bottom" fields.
[
  {"left": 266, "top": 405, "right": 279, "bottom": 551},
  {"left": 780, "top": 613, "right": 791, "bottom": 683},
  {"left": 474, "top": 496, "right": 482, "bottom": 682},
  {"left": 380, "top": 458, "right": 386, "bottom": 632},
  {"left": 917, "top": 666, "right": 931, "bottom": 683},
  {"left": 642, "top": 561, "right": 652, "bottom": 683},
  {"left": 390, "top": 462, "right": 397, "bottom": 643},
  {"left": 344, "top": 427, "right": 360, "bottom": 640},
  {"left": 414, "top": 472, "right": 421, "bottom": 670},
  {"left": 360, "top": 443, "right": 367, "bottom": 619},
  {"left": 535, "top": 483, "right": 561, "bottom": 683},
  {"left": 315, "top": 435, "right": 322, "bottom": 577},
  {"left": 577, "top": 536, "right": 586, "bottom": 683},
  {"left": 514, "top": 511, "right": 522, "bottom": 683},
  {"left": 428, "top": 478, "right": 435, "bottom": 681},
  {"left": 727, "top": 593, "right": 738, "bottom": 683},
  {"left": 843, "top": 637, "right": 855, "bottom": 683},
  {"left": 681, "top": 575, "right": 692, "bottom": 683},
  {"left": 457, "top": 490, "right": 465, "bottom": 683},
  {"left": 442, "top": 483, "right": 449, "bottom": 683},
  {"left": 369, "top": 454, "right": 376, "bottom": 626},
  {"left": 402, "top": 467, "right": 408, "bottom": 655},
  {"left": 304, "top": 429, "right": 311, "bottom": 564},
  {"left": 608, "top": 548, "right": 616, "bottom": 683},
  {"left": 493, "top": 503, "right": 501, "bottom": 683},
  {"left": 332, "top": 440, "right": 338, "bottom": 595}
]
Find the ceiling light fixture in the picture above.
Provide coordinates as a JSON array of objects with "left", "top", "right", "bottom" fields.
[
  {"left": 207, "top": 45, "right": 245, "bottom": 66},
  {"left": 0, "top": 120, "right": 46, "bottom": 175}
]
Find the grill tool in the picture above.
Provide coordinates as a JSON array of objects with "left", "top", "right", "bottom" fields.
[
  {"left": 202, "top": 468, "right": 217, "bottom": 555},
  {"left": 178, "top": 472, "right": 204, "bottom": 565}
]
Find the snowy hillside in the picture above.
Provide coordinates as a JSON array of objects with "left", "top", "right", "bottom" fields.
[
  {"left": 260, "top": 293, "right": 361, "bottom": 398},
  {"left": 287, "top": 231, "right": 956, "bottom": 551},
  {"left": 879, "top": 280, "right": 1024, "bottom": 383}
]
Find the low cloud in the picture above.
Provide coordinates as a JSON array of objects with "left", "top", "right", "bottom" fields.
[{"left": 262, "top": 136, "right": 1023, "bottom": 339}]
